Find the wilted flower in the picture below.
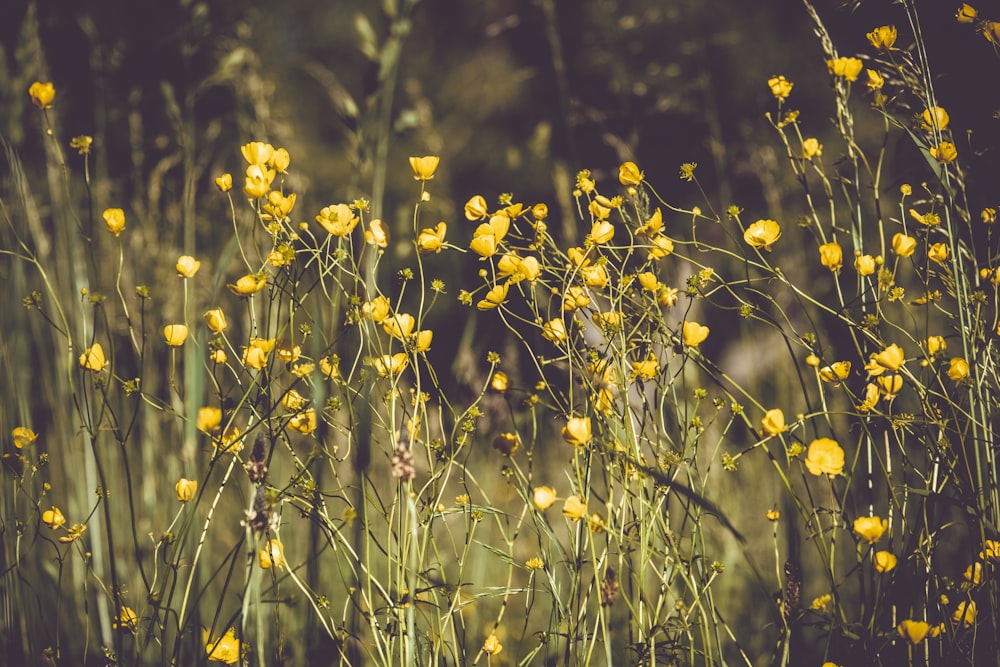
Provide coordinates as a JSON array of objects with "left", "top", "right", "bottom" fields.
[
  {"left": 176, "top": 478, "right": 198, "bottom": 502},
  {"left": 805, "top": 438, "right": 845, "bottom": 477},
  {"left": 947, "top": 357, "right": 969, "bottom": 381},
  {"left": 204, "top": 308, "right": 228, "bottom": 333},
  {"left": 761, "top": 409, "right": 787, "bottom": 436},
  {"left": 744, "top": 219, "right": 781, "bottom": 251},
  {"left": 12, "top": 427, "right": 37, "bottom": 449},
  {"left": 103, "top": 208, "right": 126, "bottom": 237},
  {"left": 205, "top": 627, "right": 241, "bottom": 664},
  {"left": 827, "top": 57, "right": 864, "bottom": 81},
  {"left": 853, "top": 515, "right": 888, "bottom": 544},
  {"left": 408, "top": 155, "right": 440, "bottom": 180},
  {"left": 316, "top": 203, "right": 359, "bottom": 236},
  {"left": 874, "top": 550, "right": 897, "bottom": 573},
  {"left": 163, "top": 324, "right": 189, "bottom": 347},
  {"left": 417, "top": 222, "right": 447, "bottom": 253},
  {"left": 532, "top": 486, "right": 557, "bottom": 510},
  {"left": 80, "top": 343, "right": 109, "bottom": 372},
  {"left": 767, "top": 75, "right": 793, "bottom": 101},
  {"left": 819, "top": 242, "right": 843, "bottom": 271},
  {"left": 867, "top": 25, "right": 897, "bottom": 49},
  {"left": 28, "top": 81, "right": 55, "bottom": 109},
  {"left": 855, "top": 383, "right": 880, "bottom": 412},
  {"left": 562, "top": 417, "right": 593, "bottom": 447},
  {"left": 42, "top": 506, "right": 66, "bottom": 529},
  {"left": 682, "top": 321, "right": 710, "bottom": 348},
  {"left": 892, "top": 233, "right": 917, "bottom": 257}
]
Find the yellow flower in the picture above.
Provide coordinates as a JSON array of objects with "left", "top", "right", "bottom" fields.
[
  {"left": 956, "top": 3, "right": 978, "bottom": 23},
  {"left": 319, "top": 355, "right": 340, "bottom": 379},
  {"left": 658, "top": 286, "right": 679, "bottom": 307},
  {"left": 205, "top": 627, "right": 241, "bottom": 664},
  {"left": 766, "top": 509, "right": 781, "bottom": 521},
  {"left": 811, "top": 594, "right": 832, "bottom": 612},
  {"left": 562, "top": 417, "right": 593, "bottom": 447},
  {"left": 464, "top": 195, "right": 489, "bottom": 220},
  {"left": 384, "top": 313, "right": 416, "bottom": 340},
  {"left": 477, "top": 282, "right": 509, "bottom": 310},
  {"left": 42, "top": 506, "right": 66, "bottom": 529},
  {"left": 197, "top": 406, "right": 223, "bottom": 434},
  {"left": 242, "top": 141, "right": 274, "bottom": 166},
  {"left": 203, "top": 308, "right": 228, "bottom": 333},
  {"left": 532, "top": 486, "right": 557, "bottom": 511},
  {"left": 954, "top": 600, "right": 977, "bottom": 627},
  {"left": 631, "top": 354, "right": 658, "bottom": 382},
  {"left": 413, "top": 330, "right": 433, "bottom": 353},
  {"left": 618, "top": 161, "right": 644, "bottom": 185},
  {"left": 964, "top": 562, "right": 983, "bottom": 585},
  {"left": 982, "top": 207, "right": 997, "bottom": 224},
  {"left": 871, "top": 343, "right": 905, "bottom": 374},
  {"left": 175, "top": 255, "right": 201, "bottom": 278},
  {"left": 819, "top": 242, "right": 843, "bottom": 271},
  {"left": 542, "top": 318, "right": 568, "bottom": 344},
  {"left": 588, "top": 198, "right": 611, "bottom": 221},
  {"left": 163, "top": 324, "right": 189, "bottom": 347},
  {"left": 258, "top": 538, "right": 286, "bottom": 569},
  {"left": 316, "top": 203, "right": 359, "bottom": 236},
  {"left": 854, "top": 254, "right": 877, "bottom": 275},
  {"left": 927, "top": 335, "right": 947, "bottom": 358},
  {"left": 866, "top": 69, "right": 885, "bottom": 90},
  {"left": 898, "top": 619, "right": 932, "bottom": 645},
  {"left": 983, "top": 539, "right": 1000, "bottom": 563},
  {"left": 636, "top": 208, "right": 663, "bottom": 237},
  {"left": 761, "top": 408, "right": 787, "bottom": 436},
  {"left": 102, "top": 208, "right": 126, "bottom": 237},
  {"left": 802, "top": 137, "right": 823, "bottom": 158},
  {"left": 648, "top": 235, "right": 675, "bottom": 260},
  {"left": 562, "top": 495, "right": 588, "bottom": 521},
  {"left": 743, "top": 219, "right": 781, "bottom": 251},
  {"left": 408, "top": 155, "right": 440, "bottom": 180},
  {"left": 364, "top": 218, "right": 389, "bottom": 248},
  {"left": 491, "top": 371, "right": 509, "bottom": 393},
  {"left": 910, "top": 208, "right": 940, "bottom": 227},
  {"left": 80, "top": 343, "right": 109, "bottom": 372},
  {"left": 588, "top": 220, "right": 615, "bottom": 245},
  {"left": 767, "top": 75, "right": 793, "bottom": 101},
  {"left": 176, "top": 478, "right": 198, "bottom": 502},
  {"left": 819, "top": 361, "right": 851, "bottom": 384},
  {"left": 562, "top": 285, "right": 590, "bottom": 311},
  {"left": 874, "top": 550, "right": 897, "bottom": 572},
  {"left": 263, "top": 191, "right": 297, "bottom": 222},
  {"left": 876, "top": 374, "right": 903, "bottom": 399},
  {"left": 361, "top": 295, "right": 391, "bottom": 323},
  {"left": 892, "top": 232, "right": 917, "bottom": 257},
  {"left": 855, "top": 383, "right": 880, "bottom": 412},
  {"left": 922, "top": 106, "right": 950, "bottom": 132},
  {"left": 827, "top": 57, "right": 864, "bottom": 81},
  {"left": 28, "top": 81, "right": 55, "bottom": 109},
  {"left": 373, "top": 352, "right": 408, "bottom": 377},
  {"left": 947, "top": 357, "right": 969, "bottom": 381},
  {"left": 930, "top": 141, "right": 957, "bottom": 163},
  {"left": 492, "top": 432, "right": 520, "bottom": 456},
  {"left": 497, "top": 253, "right": 540, "bottom": 283},
  {"left": 70, "top": 135, "right": 93, "bottom": 154},
  {"left": 288, "top": 408, "right": 317, "bottom": 435},
  {"left": 853, "top": 515, "right": 888, "bottom": 544},
  {"left": 116, "top": 606, "right": 138, "bottom": 631},
  {"left": 637, "top": 272, "right": 659, "bottom": 291},
  {"left": 805, "top": 438, "right": 845, "bottom": 477},
  {"left": 417, "top": 222, "right": 447, "bottom": 253},
  {"left": 12, "top": 427, "right": 37, "bottom": 449},
  {"left": 215, "top": 173, "right": 233, "bottom": 192},
  {"left": 243, "top": 164, "right": 275, "bottom": 199},
  {"left": 928, "top": 243, "right": 948, "bottom": 264},
  {"left": 227, "top": 273, "right": 267, "bottom": 296},
  {"left": 525, "top": 556, "right": 544, "bottom": 570},
  {"left": 682, "top": 321, "right": 710, "bottom": 348},
  {"left": 581, "top": 264, "right": 610, "bottom": 289},
  {"left": 867, "top": 25, "right": 897, "bottom": 49},
  {"left": 482, "top": 633, "right": 502, "bottom": 656},
  {"left": 241, "top": 338, "right": 275, "bottom": 371}
]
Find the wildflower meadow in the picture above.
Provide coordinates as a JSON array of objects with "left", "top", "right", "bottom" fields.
[{"left": 4, "top": 1, "right": 1000, "bottom": 665}]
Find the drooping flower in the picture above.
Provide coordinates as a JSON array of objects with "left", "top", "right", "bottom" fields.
[
  {"left": 819, "top": 242, "right": 843, "bottom": 271},
  {"left": 761, "top": 409, "right": 787, "bottom": 436},
  {"left": 827, "top": 57, "right": 864, "bottom": 81},
  {"left": 203, "top": 308, "right": 228, "bottom": 333},
  {"left": 316, "top": 203, "right": 359, "bottom": 236},
  {"left": 80, "top": 343, "right": 109, "bottom": 372},
  {"left": 417, "top": 222, "right": 447, "bottom": 253},
  {"left": 12, "top": 427, "right": 37, "bottom": 449},
  {"left": 855, "top": 383, "right": 880, "bottom": 412},
  {"left": 853, "top": 515, "right": 888, "bottom": 544},
  {"left": 682, "top": 321, "right": 710, "bottom": 348},
  {"left": 805, "top": 438, "right": 845, "bottom": 477},
  {"left": 874, "top": 550, "right": 897, "bottom": 573},
  {"left": 103, "top": 208, "right": 126, "bottom": 237},
  {"left": 767, "top": 75, "right": 793, "bottom": 101},
  {"left": 176, "top": 478, "right": 198, "bottom": 502},
  {"left": 744, "top": 219, "right": 781, "bottom": 251},
  {"left": 42, "top": 506, "right": 66, "bottom": 529},
  {"left": 205, "top": 627, "right": 241, "bottom": 664},
  {"left": 28, "top": 81, "right": 56, "bottom": 109},
  {"left": 532, "top": 486, "right": 557, "bottom": 511},
  {"left": 408, "top": 155, "right": 440, "bottom": 180},
  {"left": 562, "top": 417, "right": 593, "bottom": 447},
  {"left": 163, "top": 324, "right": 189, "bottom": 347}
]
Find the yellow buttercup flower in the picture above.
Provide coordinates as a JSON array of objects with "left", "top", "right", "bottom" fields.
[
  {"left": 288, "top": 408, "right": 317, "bottom": 435},
  {"left": 562, "top": 417, "right": 592, "bottom": 447},
  {"left": 362, "top": 295, "right": 391, "bottom": 323},
  {"left": 163, "top": 324, "right": 189, "bottom": 347},
  {"left": 491, "top": 371, "right": 509, "bottom": 393},
  {"left": 874, "top": 550, "right": 897, "bottom": 573},
  {"left": 819, "top": 361, "right": 851, "bottom": 384},
  {"left": 876, "top": 374, "right": 903, "bottom": 399},
  {"left": 866, "top": 69, "right": 885, "bottom": 90},
  {"left": 897, "top": 619, "right": 933, "bottom": 644},
  {"left": 562, "top": 495, "right": 588, "bottom": 521},
  {"left": 631, "top": 354, "right": 658, "bottom": 382},
  {"left": 588, "top": 198, "right": 611, "bottom": 221},
  {"left": 956, "top": 3, "right": 978, "bottom": 23},
  {"left": 867, "top": 25, "right": 897, "bottom": 50},
  {"left": 766, "top": 509, "right": 780, "bottom": 522},
  {"left": 316, "top": 203, "right": 359, "bottom": 236},
  {"left": 80, "top": 343, "right": 109, "bottom": 372},
  {"left": 263, "top": 191, "right": 297, "bottom": 222},
  {"left": 618, "top": 161, "right": 644, "bottom": 185},
  {"left": 384, "top": 313, "right": 416, "bottom": 340},
  {"left": 910, "top": 208, "right": 940, "bottom": 227},
  {"left": 954, "top": 600, "right": 977, "bottom": 627},
  {"left": 270, "top": 147, "right": 290, "bottom": 173},
  {"left": 562, "top": 285, "right": 590, "bottom": 311},
  {"left": 636, "top": 208, "right": 663, "bottom": 237},
  {"left": 241, "top": 338, "right": 275, "bottom": 371},
  {"left": 497, "top": 253, "right": 540, "bottom": 283},
  {"left": 802, "top": 137, "right": 822, "bottom": 159},
  {"left": 588, "top": 220, "right": 615, "bottom": 245},
  {"left": 930, "top": 141, "right": 957, "bottom": 163},
  {"left": 819, "top": 242, "right": 843, "bottom": 271},
  {"left": 827, "top": 57, "right": 864, "bottom": 81},
  {"left": 417, "top": 222, "right": 447, "bottom": 253},
  {"left": 482, "top": 633, "right": 502, "bottom": 656},
  {"left": 637, "top": 272, "right": 659, "bottom": 291},
  {"left": 243, "top": 164, "right": 275, "bottom": 199},
  {"left": 70, "top": 135, "right": 93, "bottom": 154},
  {"left": 922, "top": 106, "right": 950, "bottom": 132},
  {"left": 761, "top": 408, "right": 787, "bottom": 436},
  {"left": 581, "top": 264, "right": 610, "bottom": 289},
  {"left": 103, "top": 208, "right": 126, "bottom": 237},
  {"left": 928, "top": 243, "right": 948, "bottom": 264},
  {"left": 477, "top": 282, "right": 509, "bottom": 310},
  {"left": 648, "top": 235, "right": 675, "bottom": 260},
  {"left": 743, "top": 219, "right": 781, "bottom": 251},
  {"left": 28, "top": 81, "right": 55, "bottom": 109},
  {"left": 658, "top": 286, "right": 679, "bottom": 306},
  {"left": 464, "top": 195, "right": 489, "bottom": 220},
  {"left": 242, "top": 141, "right": 274, "bottom": 167},
  {"left": 892, "top": 233, "right": 917, "bottom": 257},
  {"left": 413, "top": 329, "right": 433, "bottom": 353},
  {"left": 205, "top": 627, "right": 241, "bottom": 664},
  {"left": 259, "top": 538, "right": 286, "bottom": 569},
  {"left": 408, "top": 155, "right": 440, "bottom": 180},
  {"left": 871, "top": 343, "right": 905, "bottom": 374},
  {"left": 767, "top": 75, "right": 793, "bottom": 101},
  {"left": 364, "top": 218, "right": 389, "bottom": 248},
  {"left": 197, "top": 406, "right": 223, "bottom": 434},
  {"left": 964, "top": 562, "right": 983, "bottom": 585},
  {"left": 532, "top": 486, "right": 557, "bottom": 510},
  {"left": 492, "top": 432, "right": 520, "bottom": 456},
  {"left": 42, "top": 506, "right": 66, "bottom": 529},
  {"left": 12, "top": 426, "right": 38, "bottom": 449},
  {"left": 227, "top": 273, "right": 267, "bottom": 296},
  {"left": 947, "top": 357, "right": 969, "bottom": 381},
  {"left": 319, "top": 355, "right": 340, "bottom": 379},
  {"left": 175, "top": 478, "right": 198, "bottom": 502},
  {"left": 855, "top": 383, "right": 880, "bottom": 412},
  {"left": 215, "top": 173, "right": 233, "bottom": 192},
  {"left": 176, "top": 255, "right": 201, "bottom": 278},
  {"left": 542, "top": 318, "right": 568, "bottom": 344},
  {"left": 853, "top": 515, "right": 888, "bottom": 544},
  {"left": 682, "top": 321, "right": 710, "bottom": 348},
  {"left": 203, "top": 308, "right": 228, "bottom": 333},
  {"left": 805, "top": 438, "right": 844, "bottom": 477},
  {"left": 854, "top": 254, "right": 877, "bottom": 275},
  {"left": 116, "top": 606, "right": 138, "bottom": 632},
  {"left": 926, "top": 335, "right": 946, "bottom": 358},
  {"left": 373, "top": 352, "right": 408, "bottom": 378}
]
